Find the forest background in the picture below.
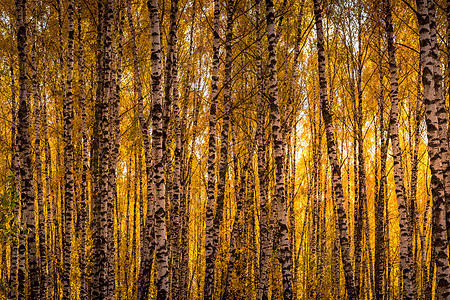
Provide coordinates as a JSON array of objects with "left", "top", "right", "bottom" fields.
[{"left": 0, "top": 0, "right": 449, "bottom": 299}]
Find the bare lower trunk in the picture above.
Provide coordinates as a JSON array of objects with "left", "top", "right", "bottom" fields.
[{"left": 42, "top": 91, "right": 54, "bottom": 299}]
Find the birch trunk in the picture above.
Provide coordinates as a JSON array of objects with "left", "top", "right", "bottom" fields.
[
  {"left": 447, "top": 0, "right": 450, "bottom": 265},
  {"left": 355, "top": 12, "right": 366, "bottom": 294},
  {"left": 385, "top": 2, "right": 417, "bottom": 298},
  {"left": 265, "top": 0, "right": 293, "bottom": 297},
  {"left": 179, "top": 3, "right": 196, "bottom": 295},
  {"left": 31, "top": 25, "right": 47, "bottom": 298},
  {"left": 103, "top": 2, "right": 115, "bottom": 297},
  {"left": 110, "top": 4, "right": 123, "bottom": 296},
  {"left": 77, "top": 3, "right": 88, "bottom": 298},
  {"left": 62, "top": 0, "right": 75, "bottom": 298},
  {"left": 9, "top": 52, "right": 19, "bottom": 300},
  {"left": 16, "top": 0, "right": 39, "bottom": 297},
  {"left": 204, "top": 1, "right": 221, "bottom": 298},
  {"left": 416, "top": 0, "right": 450, "bottom": 297},
  {"left": 92, "top": 0, "right": 113, "bottom": 297},
  {"left": 208, "top": 2, "right": 233, "bottom": 294},
  {"left": 427, "top": 0, "right": 450, "bottom": 246},
  {"left": 168, "top": 0, "right": 182, "bottom": 297},
  {"left": 54, "top": 3, "right": 64, "bottom": 296},
  {"left": 410, "top": 78, "right": 423, "bottom": 298},
  {"left": 147, "top": 0, "right": 169, "bottom": 298},
  {"left": 42, "top": 91, "right": 54, "bottom": 298},
  {"left": 312, "top": 0, "right": 357, "bottom": 298},
  {"left": 256, "top": 3, "right": 271, "bottom": 299},
  {"left": 125, "top": 4, "right": 158, "bottom": 297},
  {"left": 374, "top": 26, "right": 385, "bottom": 300},
  {"left": 224, "top": 127, "right": 256, "bottom": 299}
]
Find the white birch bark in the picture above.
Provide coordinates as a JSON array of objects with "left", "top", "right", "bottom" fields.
[
  {"left": 62, "top": 0, "right": 75, "bottom": 298},
  {"left": 265, "top": 0, "right": 293, "bottom": 297},
  {"left": 416, "top": 0, "right": 450, "bottom": 297},
  {"left": 312, "top": 0, "right": 358, "bottom": 298},
  {"left": 204, "top": 1, "right": 221, "bottom": 298},
  {"left": 16, "top": 0, "right": 39, "bottom": 298},
  {"left": 147, "top": 0, "right": 169, "bottom": 298}
]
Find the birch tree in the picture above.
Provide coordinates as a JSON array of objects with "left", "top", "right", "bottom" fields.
[
  {"left": 16, "top": 0, "right": 39, "bottom": 298},
  {"left": 312, "top": 0, "right": 357, "bottom": 298},
  {"left": 147, "top": 0, "right": 169, "bottom": 298}
]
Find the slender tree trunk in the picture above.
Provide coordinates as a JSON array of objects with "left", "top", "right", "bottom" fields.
[
  {"left": 163, "top": 0, "right": 180, "bottom": 296},
  {"left": 62, "top": 0, "right": 75, "bottom": 298},
  {"left": 125, "top": 3, "right": 158, "bottom": 297},
  {"left": 223, "top": 127, "right": 244, "bottom": 300},
  {"left": 290, "top": 130, "right": 297, "bottom": 297},
  {"left": 204, "top": 0, "right": 221, "bottom": 298},
  {"left": 104, "top": 3, "right": 115, "bottom": 297},
  {"left": 410, "top": 78, "right": 422, "bottom": 298},
  {"left": 364, "top": 180, "right": 375, "bottom": 299},
  {"left": 109, "top": 3, "right": 123, "bottom": 297},
  {"left": 447, "top": 0, "right": 450, "bottom": 248},
  {"left": 374, "top": 25, "right": 385, "bottom": 300},
  {"left": 134, "top": 147, "right": 142, "bottom": 300},
  {"left": 9, "top": 49, "right": 19, "bottom": 300},
  {"left": 54, "top": 2, "right": 64, "bottom": 297},
  {"left": 353, "top": 130, "right": 362, "bottom": 298},
  {"left": 385, "top": 2, "right": 417, "bottom": 298},
  {"left": 215, "top": 41, "right": 235, "bottom": 300},
  {"left": 256, "top": 3, "right": 270, "bottom": 299},
  {"left": 355, "top": 12, "right": 367, "bottom": 296},
  {"left": 316, "top": 165, "right": 327, "bottom": 300},
  {"left": 422, "top": 187, "right": 433, "bottom": 300},
  {"left": 332, "top": 198, "right": 341, "bottom": 300},
  {"left": 91, "top": 5, "right": 103, "bottom": 297},
  {"left": 179, "top": 3, "right": 196, "bottom": 296},
  {"left": 31, "top": 23, "right": 47, "bottom": 299},
  {"left": 168, "top": 0, "right": 182, "bottom": 298},
  {"left": 147, "top": 0, "right": 169, "bottom": 298},
  {"left": 312, "top": 0, "right": 358, "bottom": 298},
  {"left": 265, "top": 0, "right": 293, "bottom": 297},
  {"left": 16, "top": 0, "right": 39, "bottom": 297},
  {"left": 77, "top": 3, "right": 88, "bottom": 298},
  {"left": 224, "top": 125, "right": 256, "bottom": 299},
  {"left": 210, "top": 0, "right": 233, "bottom": 297},
  {"left": 312, "top": 124, "right": 321, "bottom": 299},
  {"left": 42, "top": 89, "right": 55, "bottom": 299}
]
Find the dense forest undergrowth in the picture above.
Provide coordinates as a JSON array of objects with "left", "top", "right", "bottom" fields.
[{"left": 1, "top": 0, "right": 450, "bottom": 299}]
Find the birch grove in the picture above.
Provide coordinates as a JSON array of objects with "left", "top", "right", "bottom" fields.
[{"left": 2, "top": 0, "right": 450, "bottom": 299}]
